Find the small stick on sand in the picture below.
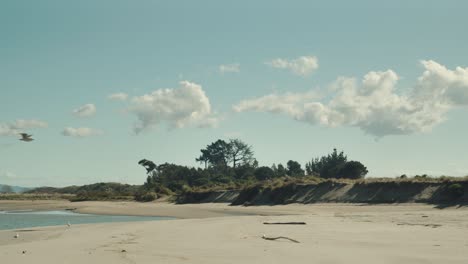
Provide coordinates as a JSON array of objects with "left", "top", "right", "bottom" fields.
[
  {"left": 262, "top": 235, "right": 300, "bottom": 243},
  {"left": 263, "top": 222, "right": 306, "bottom": 225}
]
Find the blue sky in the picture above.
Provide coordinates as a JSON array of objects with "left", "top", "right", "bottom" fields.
[{"left": 1, "top": 0, "right": 468, "bottom": 187}]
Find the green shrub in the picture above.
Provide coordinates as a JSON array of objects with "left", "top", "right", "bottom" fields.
[{"left": 135, "top": 191, "right": 157, "bottom": 202}]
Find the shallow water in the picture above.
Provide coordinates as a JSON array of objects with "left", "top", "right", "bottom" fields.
[{"left": 0, "top": 210, "right": 174, "bottom": 230}]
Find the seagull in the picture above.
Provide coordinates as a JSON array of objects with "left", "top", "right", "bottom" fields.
[
  {"left": 67, "top": 221, "right": 71, "bottom": 227},
  {"left": 19, "top": 133, "right": 34, "bottom": 142},
  {"left": 14, "top": 233, "right": 19, "bottom": 239}
]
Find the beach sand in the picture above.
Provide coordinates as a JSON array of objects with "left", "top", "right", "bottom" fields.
[{"left": 1, "top": 201, "right": 467, "bottom": 263}]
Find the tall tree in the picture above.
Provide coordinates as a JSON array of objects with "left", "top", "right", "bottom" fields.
[
  {"left": 196, "top": 139, "right": 231, "bottom": 168},
  {"left": 286, "top": 160, "right": 304, "bottom": 176},
  {"left": 228, "top": 139, "right": 254, "bottom": 168},
  {"left": 196, "top": 139, "right": 255, "bottom": 169},
  {"left": 276, "top": 163, "right": 287, "bottom": 177},
  {"left": 195, "top": 149, "right": 210, "bottom": 169}
]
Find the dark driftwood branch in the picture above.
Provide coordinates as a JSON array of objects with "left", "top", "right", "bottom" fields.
[
  {"left": 262, "top": 235, "right": 300, "bottom": 243},
  {"left": 263, "top": 222, "right": 306, "bottom": 225}
]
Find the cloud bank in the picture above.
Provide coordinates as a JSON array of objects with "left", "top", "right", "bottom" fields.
[
  {"left": 73, "top": 104, "right": 96, "bottom": 117},
  {"left": 62, "top": 127, "right": 103, "bottom": 137},
  {"left": 235, "top": 60, "right": 468, "bottom": 137},
  {"left": 266, "top": 56, "right": 319, "bottom": 76},
  {"left": 129, "top": 81, "right": 219, "bottom": 133},
  {"left": 0, "top": 119, "right": 48, "bottom": 136}
]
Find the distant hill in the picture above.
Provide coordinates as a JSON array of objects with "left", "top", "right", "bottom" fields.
[
  {"left": 0, "top": 184, "right": 32, "bottom": 193},
  {"left": 26, "top": 182, "right": 141, "bottom": 201}
]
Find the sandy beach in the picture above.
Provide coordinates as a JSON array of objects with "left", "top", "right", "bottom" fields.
[{"left": 0, "top": 201, "right": 467, "bottom": 263}]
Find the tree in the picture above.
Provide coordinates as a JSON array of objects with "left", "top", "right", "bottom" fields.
[
  {"left": 337, "top": 161, "right": 368, "bottom": 179},
  {"left": 228, "top": 139, "right": 255, "bottom": 168},
  {"left": 138, "top": 159, "right": 157, "bottom": 174},
  {"left": 271, "top": 164, "right": 278, "bottom": 177},
  {"left": 286, "top": 160, "right": 304, "bottom": 176},
  {"left": 196, "top": 139, "right": 255, "bottom": 170},
  {"left": 306, "top": 148, "right": 347, "bottom": 178},
  {"left": 306, "top": 149, "right": 368, "bottom": 179},
  {"left": 276, "top": 163, "right": 286, "bottom": 177},
  {"left": 196, "top": 139, "right": 231, "bottom": 169},
  {"left": 195, "top": 149, "right": 210, "bottom": 169},
  {"left": 254, "top": 166, "right": 274, "bottom": 181},
  {"left": 272, "top": 163, "right": 286, "bottom": 177}
]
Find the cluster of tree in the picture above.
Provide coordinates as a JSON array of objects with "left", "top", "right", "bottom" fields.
[
  {"left": 196, "top": 139, "right": 256, "bottom": 169},
  {"left": 305, "top": 148, "right": 368, "bottom": 179},
  {"left": 138, "top": 139, "right": 368, "bottom": 200}
]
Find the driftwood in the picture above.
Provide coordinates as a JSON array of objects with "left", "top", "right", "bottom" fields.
[
  {"left": 262, "top": 235, "right": 300, "bottom": 243},
  {"left": 263, "top": 222, "right": 306, "bottom": 225}
]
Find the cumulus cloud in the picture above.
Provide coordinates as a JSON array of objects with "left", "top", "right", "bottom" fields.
[
  {"left": 234, "top": 60, "right": 468, "bottom": 137},
  {"left": 129, "top": 81, "right": 219, "bottom": 133},
  {"left": 108, "top": 93, "right": 129, "bottom": 101},
  {"left": 266, "top": 56, "right": 319, "bottom": 76},
  {"left": 219, "top": 63, "right": 240, "bottom": 74},
  {"left": 0, "top": 119, "right": 48, "bottom": 136},
  {"left": 73, "top": 104, "right": 96, "bottom": 117},
  {"left": 62, "top": 127, "right": 103, "bottom": 137}
]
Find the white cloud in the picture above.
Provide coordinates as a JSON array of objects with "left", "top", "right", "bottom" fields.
[
  {"left": 219, "top": 63, "right": 240, "bottom": 74},
  {"left": 62, "top": 127, "right": 103, "bottom": 137},
  {"left": 266, "top": 56, "right": 319, "bottom": 76},
  {"left": 129, "top": 81, "right": 219, "bottom": 133},
  {"left": 0, "top": 119, "right": 48, "bottom": 136},
  {"left": 415, "top": 60, "right": 468, "bottom": 105},
  {"left": 234, "top": 60, "right": 468, "bottom": 137},
  {"left": 73, "top": 103, "right": 96, "bottom": 117},
  {"left": 108, "top": 93, "right": 129, "bottom": 101},
  {"left": 233, "top": 90, "right": 320, "bottom": 117}
]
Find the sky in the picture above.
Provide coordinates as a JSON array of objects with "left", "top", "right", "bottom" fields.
[{"left": 1, "top": 0, "right": 468, "bottom": 187}]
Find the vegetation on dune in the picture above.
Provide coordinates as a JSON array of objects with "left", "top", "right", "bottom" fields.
[
  {"left": 137, "top": 139, "right": 372, "bottom": 201},
  {"left": 138, "top": 140, "right": 374, "bottom": 201},
  {"left": 10, "top": 138, "right": 467, "bottom": 204}
]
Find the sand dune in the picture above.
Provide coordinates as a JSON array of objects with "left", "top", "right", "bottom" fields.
[{"left": 0, "top": 202, "right": 467, "bottom": 263}]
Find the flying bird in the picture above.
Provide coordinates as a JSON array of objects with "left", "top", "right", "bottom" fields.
[{"left": 19, "top": 133, "right": 34, "bottom": 142}]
